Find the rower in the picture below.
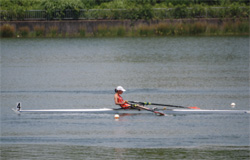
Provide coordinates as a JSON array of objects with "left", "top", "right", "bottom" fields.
[
  {"left": 114, "top": 86, "right": 143, "bottom": 110},
  {"left": 114, "top": 86, "right": 165, "bottom": 116},
  {"left": 114, "top": 86, "right": 130, "bottom": 109}
]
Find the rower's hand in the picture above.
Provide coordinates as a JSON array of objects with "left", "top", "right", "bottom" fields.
[
  {"left": 124, "top": 100, "right": 128, "bottom": 103},
  {"left": 132, "top": 104, "right": 138, "bottom": 107}
]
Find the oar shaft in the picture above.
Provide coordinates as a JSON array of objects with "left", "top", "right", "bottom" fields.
[
  {"left": 128, "top": 101, "right": 187, "bottom": 109},
  {"left": 148, "top": 103, "right": 186, "bottom": 108}
]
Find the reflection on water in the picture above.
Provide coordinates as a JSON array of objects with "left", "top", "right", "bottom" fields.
[{"left": 1, "top": 144, "right": 249, "bottom": 160}]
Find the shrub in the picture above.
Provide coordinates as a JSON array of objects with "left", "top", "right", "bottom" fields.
[
  {"left": 190, "top": 5, "right": 206, "bottom": 18},
  {"left": 229, "top": 3, "right": 247, "bottom": 18},
  {"left": 94, "top": 24, "right": 109, "bottom": 36},
  {"left": 172, "top": 5, "right": 188, "bottom": 18},
  {"left": 138, "top": 25, "right": 154, "bottom": 36},
  {"left": 173, "top": 23, "right": 188, "bottom": 35},
  {"left": 206, "top": 23, "right": 220, "bottom": 35},
  {"left": 116, "top": 26, "right": 126, "bottom": 36},
  {"left": 79, "top": 26, "right": 86, "bottom": 37},
  {"left": 207, "top": 7, "right": 227, "bottom": 18},
  {"left": 221, "top": 20, "right": 249, "bottom": 35},
  {"left": 138, "top": 4, "right": 154, "bottom": 20},
  {"left": 126, "top": 4, "right": 154, "bottom": 20},
  {"left": 109, "top": 26, "right": 126, "bottom": 37},
  {"left": 0, "top": 24, "right": 15, "bottom": 37},
  {"left": 93, "top": 25, "right": 126, "bottom": 37},
  {"left": 112, "top": 10, "right": 123, "bottom": 20},
  {"left": 48, "top": 26, "right": 59, "bottom": 37},
  {"left": 126, "top": 8, "right": 140, "bottom": 20},
  {"left": 189, "top": 22, "right": 207, "bottom": 35},
  {"left": 41, "top": 0, "right": 83, "bottom": 20},
  {"left": 18, "top": 26, "right": 30, "bottom": 37},
  {"left": 0, "top": 0, "right": 38, "bottom": 20},
  {"left": 221, "top": 22, "right": 233, "bottom": 34},
  {"left": 33, "top": 25, "right": 45, "bottom": 37},
  {"left": 237, "top": 21, "right": 249, "bottom": 33},
  {"left": 155, "top": 23, "right": 174, "bottom": 36}
]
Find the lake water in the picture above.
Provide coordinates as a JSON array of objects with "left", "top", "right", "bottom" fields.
[{"left": 1, "top": 37, "right": 249, "bottom": 159}]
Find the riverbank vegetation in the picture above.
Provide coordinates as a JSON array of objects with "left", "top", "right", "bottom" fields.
[
  {"left": 1, "top": 0, "right": 249, "bottom": 38},
  {"left": 1, "top": 19, "right": 248, "bottom": 38},
  {"left": 0, "top": 0, "right": 249, "bottom": 20}
]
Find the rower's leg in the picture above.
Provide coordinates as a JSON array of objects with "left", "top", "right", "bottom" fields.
[
  {"left": 132, "top": 104, "right": 151, "bottom": 111},
  {"left": 130, "top": 104, "right": 141, "bottom": 111}
]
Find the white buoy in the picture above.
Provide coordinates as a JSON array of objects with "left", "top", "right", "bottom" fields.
[
  {"left": 114, "top": 114, "right": 120, "bottom": 119},
  {"left": 231, "top": 102, "right": 236, "bottom": 108}
]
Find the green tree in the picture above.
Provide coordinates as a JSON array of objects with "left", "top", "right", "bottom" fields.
[
  {"left": 41, "top": 0, "right": 84, "bottom": 20},
  {"left": 0, "top": 0, "right": 41, "bottom": 20}
]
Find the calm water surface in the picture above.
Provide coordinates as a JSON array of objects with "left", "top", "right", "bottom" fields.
[{"left": 1, "top": 37, "right": 249, "bottom": 159}]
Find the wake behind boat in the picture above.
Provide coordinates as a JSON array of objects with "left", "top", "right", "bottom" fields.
[{"left": 12, "top": 103, "right": 250, "bottom": 115}]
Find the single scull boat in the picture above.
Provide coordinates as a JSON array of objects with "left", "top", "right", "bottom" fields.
[{"left": 12, "top": 103, "right": 250, "bottom": 115}]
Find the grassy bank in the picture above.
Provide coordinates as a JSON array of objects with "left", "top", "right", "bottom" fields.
[{"left": 1, "top": 19, "right": 249, "bottom": 38}]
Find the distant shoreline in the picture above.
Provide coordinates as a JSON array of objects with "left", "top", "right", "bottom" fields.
[{"left": 0, "top": 18, "right": 249, "bottom": 38}]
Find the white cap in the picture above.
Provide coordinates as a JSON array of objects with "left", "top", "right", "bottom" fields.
[{"left": 116, "top": 86, "right": 126, "bottom": 92}]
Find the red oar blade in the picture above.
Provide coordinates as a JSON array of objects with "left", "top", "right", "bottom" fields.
[
  {"left": 154, "top": 111, "right": 165, "bottom": 116},
  {"left": 188, "top": 106, "right": 200, "bottom": 109}
]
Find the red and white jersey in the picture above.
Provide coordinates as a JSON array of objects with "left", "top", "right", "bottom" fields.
[{"left": 117, "top": 94, "right": 130, "bottom": 109}]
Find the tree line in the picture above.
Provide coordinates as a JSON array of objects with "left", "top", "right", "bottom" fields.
[{"left": 0, "top": 0, "right": 249, "bottom": 20}]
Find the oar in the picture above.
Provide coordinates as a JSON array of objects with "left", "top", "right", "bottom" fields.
[
  {"left": 128, "top": 101, "right": 200, "bottom": 109},
  {"left": 128, "top": 103, "right": 165, "bottom": 116}
]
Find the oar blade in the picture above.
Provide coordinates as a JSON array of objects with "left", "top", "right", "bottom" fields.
[
  {"left": 154, "top": 111, "right": 165, "bottom": 116},
  {"left": 188, "top": 106, "right": 200, "bottom": 109}
]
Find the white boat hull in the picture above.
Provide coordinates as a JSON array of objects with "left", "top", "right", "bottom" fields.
[{"left": 12, "top": 108, "right": 250, "bottom": 115}]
